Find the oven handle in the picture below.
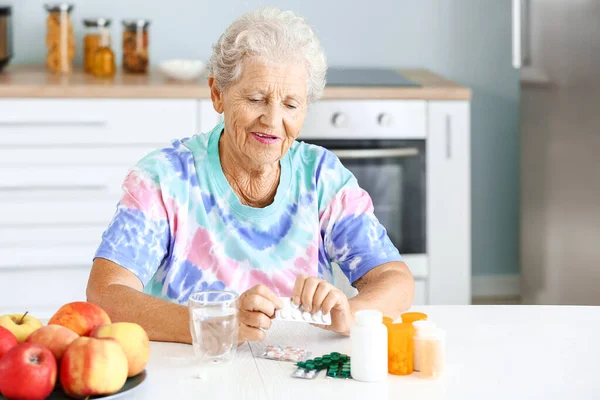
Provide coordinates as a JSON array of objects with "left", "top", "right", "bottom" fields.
[{"left": 330, "top": 147, "right": 419, "bottom": 159}]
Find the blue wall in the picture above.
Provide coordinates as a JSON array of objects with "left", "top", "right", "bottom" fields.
[{"left": 6, "top": 0, "right": 520, "bottom": 277}]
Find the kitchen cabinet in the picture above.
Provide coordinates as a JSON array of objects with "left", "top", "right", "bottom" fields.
[{"left": 427, "top": 101, "right": 471, "bottom": 304}]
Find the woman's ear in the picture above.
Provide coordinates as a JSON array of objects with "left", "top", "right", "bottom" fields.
[{"left": 208, "top": 76, "right": 224, "bottom": 114}]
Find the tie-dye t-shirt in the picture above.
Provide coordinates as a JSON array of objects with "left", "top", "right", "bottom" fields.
[{"left": 94, "top": 121, "right": 402, "bottom": 304}]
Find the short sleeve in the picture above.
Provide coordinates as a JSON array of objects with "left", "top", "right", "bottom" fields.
[
  {"left": 94, "top": 168, "right": 171, "bottom": 287},
  {"left": 318, "top": 152, "right": 402, "bottom": 285}
]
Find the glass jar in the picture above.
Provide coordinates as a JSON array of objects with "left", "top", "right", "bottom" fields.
[
  {"left": 122, "top": 19, "right": 150, "bottom": 74},
  {"left": 387, "top": 322, "right": 413, "bottom": 375},
  {"left": 83, "top": 18, "right": 110, "bottom": 73},
  {"left": 44, "top": 3, "right": 75, "bottom": 73},
  {"left": 92, "top": 21, "right": 115, "bottom": 78}
]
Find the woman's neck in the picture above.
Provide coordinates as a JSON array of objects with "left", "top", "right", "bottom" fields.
[{"left": 219, "top": 133, "right": 281, "bottom": 208}]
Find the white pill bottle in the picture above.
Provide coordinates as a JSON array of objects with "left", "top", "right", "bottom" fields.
[{"left": 351, "top": 310, "right": 388, "bottom": 382}]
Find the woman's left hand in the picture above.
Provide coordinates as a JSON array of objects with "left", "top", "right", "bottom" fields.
[{"left": 292, "top": 275, "right": 354, "bottom": 335}]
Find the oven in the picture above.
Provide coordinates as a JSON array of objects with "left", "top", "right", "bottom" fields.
[{"left": 299, "top": 99, "right": 429, "bottom": 303}]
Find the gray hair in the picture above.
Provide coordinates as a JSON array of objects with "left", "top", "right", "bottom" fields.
[{"left": 207, "top": 7, "right": 327, "bottom": 103}]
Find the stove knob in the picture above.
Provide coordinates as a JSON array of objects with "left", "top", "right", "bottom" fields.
[
  {"left": 378, "top": 113, "right": 392, "bottom": 127},
  {"left": 331, "top": 112, "right": 347, "bottom": 128}
]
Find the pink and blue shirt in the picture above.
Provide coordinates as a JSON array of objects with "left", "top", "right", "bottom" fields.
[{"left": 94, "top": 122, "right": 402, "bottom": 304}]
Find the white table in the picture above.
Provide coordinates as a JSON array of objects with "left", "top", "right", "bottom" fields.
[{"left": 133, "top": 306, "right": 600, "bottom": 399}]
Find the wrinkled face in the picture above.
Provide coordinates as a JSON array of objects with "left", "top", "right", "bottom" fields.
[{"left": 210, "top": 57, "right": 308, "bottom": 168}]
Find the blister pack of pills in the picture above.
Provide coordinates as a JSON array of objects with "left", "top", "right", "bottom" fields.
[
  {"left": 274, "top": 297, "right": 332, "bottom": 325},
  {"left": 292, "top": 352, "right": 352, "bottom": 380},
  {"left": 258, "top": 345, "right": 311, "bottom": 362},
  {"left": 291, "top": 368, "right": 320, "bottom": 379}
]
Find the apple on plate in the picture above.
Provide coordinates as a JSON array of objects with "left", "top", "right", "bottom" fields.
[
  {"left": 0, "top": 343, "right": 57, "bottom": 400},
  {"left": 60, "top": 336, "right": 128, "bottom": 398},
  {"left": 0, "top": 312, "right": 43, "bottom": 343},
  {"left": 0, "top": 326, "right": 18, "bottom": 359},
  {"left": 49, "top": 301, "right": 111, "bottom": 336},
  {"left": 26, "top": 325, "right": 79, "bottom": 362},
  {"left": 91, "top": 322, "right": 150, "bottom": 377}
]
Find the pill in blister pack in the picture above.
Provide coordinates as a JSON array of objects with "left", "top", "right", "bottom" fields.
[
  {"left": 275, "top": 297, "right": 332, "bottom": 325},
  {"left": 291, "top": 368, "right": 319, "bottom": 379},
  {"left": 259, "top": 345, "right": 311, "bottom": 362}
]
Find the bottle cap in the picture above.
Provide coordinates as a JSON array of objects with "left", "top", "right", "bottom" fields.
[
  {"left": 413, "top": 320, "right": 437, "bottom": 334},
  {"left": 400, "top": 312, "right": 428, "bottom": 324},
  {"left": 355, "top": 310, "right": 383, "bottom": 326},
  {"left": 420, "top": 327, "right": 446, "bottom": 340}
]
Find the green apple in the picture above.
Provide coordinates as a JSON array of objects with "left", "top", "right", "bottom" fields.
[{"left": 0, "top": 312, "right": 43, "bottom": 343}]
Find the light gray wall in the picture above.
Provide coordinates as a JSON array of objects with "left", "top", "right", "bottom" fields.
[{"left": 5, "top": 0, "right": 520, "bottom": 278}]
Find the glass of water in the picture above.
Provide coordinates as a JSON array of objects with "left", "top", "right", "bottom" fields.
[{"left": 188, "top": 291, "right": 239, "bottom": 365}]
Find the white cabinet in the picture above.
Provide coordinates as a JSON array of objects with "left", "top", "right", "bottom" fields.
[
  {"left": 427, "top": 101, "right": 471, "bottom": 304},
  {"left": 0, "top": 99, "right": 201, "bottom": 317}
]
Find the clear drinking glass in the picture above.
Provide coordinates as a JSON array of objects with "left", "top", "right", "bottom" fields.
[{"left": 188, "top": 291, "right": 239, "bottom": 365}]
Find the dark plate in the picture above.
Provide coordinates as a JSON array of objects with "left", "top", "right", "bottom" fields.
[{"left": 1, "top": 370, "right": 147, "bottom": 400}]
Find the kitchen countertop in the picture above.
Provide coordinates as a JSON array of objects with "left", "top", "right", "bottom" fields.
[
  {"left": 135, "top": 305, "right": 599, "bottom": 399},
  {"left": 0, "top": 65, "right": 471, "bottom": 100}
]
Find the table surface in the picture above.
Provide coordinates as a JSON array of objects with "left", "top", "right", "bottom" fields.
[{"left": 132, "top": 305, "right": 600, "bottom": 399}]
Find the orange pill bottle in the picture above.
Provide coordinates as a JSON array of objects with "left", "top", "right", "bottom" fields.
[{"left": 386, "top": 322, "right": 414, "bottom": 375}]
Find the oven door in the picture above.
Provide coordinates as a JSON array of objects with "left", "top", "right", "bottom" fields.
[{"left": 303, "top": 139, "right": 426, "bottom": 256}]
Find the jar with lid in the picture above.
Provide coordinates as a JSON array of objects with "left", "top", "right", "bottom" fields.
[
  {"left": 83, "top": 18, "right": 110, "bottom": 73},
  {"left": 92, "top": 20, "right": 115, "bottom": 78},
  {"left": 418, "top": 327, "right": 446, "bottom": 379},
  {"left": 44, "top": 3, "right": 75, "bottom": 73},
  {"left": 387, "top": 322, "right": 413, "bottom": 375},
  {"left": 350, "top": 310, "right": 388, "bottom": 382},
  {"left": 122, "top": 19, "right": 150, "bottom": 73},
  {"left": 412, "top": 320, "right": 437, "bottom": 372}
]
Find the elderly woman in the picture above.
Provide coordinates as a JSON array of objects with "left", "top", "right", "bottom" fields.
[{"left": 86, "top": 7, "right": 414, "bottom": 344}]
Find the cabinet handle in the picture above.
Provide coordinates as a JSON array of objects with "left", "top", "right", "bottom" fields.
[
  {"left": 0, "top": 121, "right": 107, "bottom": 127},
  {"left": 445, "top": 114, "right": 452, "bottom": 159},
  {"left": 512, "top": 0, "right": 522, "bottom": 68},
  {"left": 0, "top": 185, "right": 109, "bottom": 192},
  {"left": 331, "top": 148, "right": 419, "bottom": 159},
  {"left": 521, "top": 0, "right": 531, "bottom": 67}
]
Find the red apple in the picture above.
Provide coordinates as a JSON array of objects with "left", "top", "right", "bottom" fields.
[
  {"left": 26, "top": 325, "right": 79, "bottom": 362},
  {"left": 0, "top": 326, "right": 18, "bottom": 360},
  {"left": 49, "top": 301, "right": 111, "bottom": 336},
  {"left": 0, "top": 343, "right": 57, "bottom": 400},
  {"left": 60, "top": 337, "right": 128, "bottom": 398}
]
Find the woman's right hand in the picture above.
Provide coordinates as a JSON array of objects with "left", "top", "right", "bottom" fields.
[{"left": 238, "top": 284, "right": 284, "bottom": 344}]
